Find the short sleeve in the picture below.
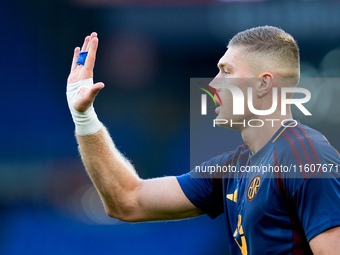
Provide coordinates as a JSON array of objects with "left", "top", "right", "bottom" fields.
[
  {"left": 176, "top": 155, "right": 229, "bottom": 219},
  {"left": 290, "top": 176, "right": 340, "bottom": 241}
]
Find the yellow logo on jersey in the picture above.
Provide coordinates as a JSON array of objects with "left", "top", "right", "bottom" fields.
[
  {"left": 247, "top": 175, "right": 261, "bottom": 201},
  {"left": 226, "top": 188, "right": 238, "bottom": 202},
  {"left": 233, "top": 215, "right": 247, "bottom": 255}
]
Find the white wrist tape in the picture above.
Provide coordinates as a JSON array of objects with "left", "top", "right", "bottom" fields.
[{"left": 66, "top": 78, "right": 102, "bottom": 136}]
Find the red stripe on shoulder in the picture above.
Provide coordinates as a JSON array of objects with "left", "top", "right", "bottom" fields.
[
  {"left": 295, "top": 125, "right": 321, "bottom": 165},
  {"left": 280, "top": 132, "right": 308, "bottom": 179},
  {"left": 287, "top": 127, "right": 316, "bottom": 177}
]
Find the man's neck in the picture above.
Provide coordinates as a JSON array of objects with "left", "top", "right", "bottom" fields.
[{"left": 240, "top": 113, "right": 293, "bottom": 154}]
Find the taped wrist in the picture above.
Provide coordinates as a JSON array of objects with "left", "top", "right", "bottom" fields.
[{"left": 66, "top": 78, "right": 102, "bottom": 136}]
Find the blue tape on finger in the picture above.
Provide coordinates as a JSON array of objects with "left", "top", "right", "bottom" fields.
[{"left": 77, "top": 52, "right": 88, "bottom": 65}]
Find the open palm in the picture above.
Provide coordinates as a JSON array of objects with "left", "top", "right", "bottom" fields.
[{"left": 67, "top": 32, "right": 104, "bottom": 113}]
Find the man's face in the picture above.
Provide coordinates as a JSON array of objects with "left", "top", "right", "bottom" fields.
[{"left": 210, "top": 46, "right": 257, "bottom": 128}]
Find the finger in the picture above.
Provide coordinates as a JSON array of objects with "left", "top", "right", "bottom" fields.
[
  {"left": 73, "top": 82, "right": 105, "bottom": 112},
  {"left": 87, "top": 82, "right": 105, "bottom": 104},
  {"left": 81, "top": 35, "right": 90, "bottom": 52},
  {"left": 71, "top": 47, "right": 80, "bottom": 71},
  {"left": 84, "top": 35, "right": 99, "bottom": 72},
  {"left": 86, "top": 32, "right": 97, "bottom": 52},
  {"left": 89, "top": 82, "right": 105, "bottom": 100}
]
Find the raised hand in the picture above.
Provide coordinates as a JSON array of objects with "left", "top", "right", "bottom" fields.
[
  {"left": 67, "top": 32, "right": 104, "bottom": 113},
  {"left": 66, "top": 33, "right": 104, "bottom": 136}
]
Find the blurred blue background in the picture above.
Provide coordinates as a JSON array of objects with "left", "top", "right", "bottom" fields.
[{"left": 1, "top": 0, "right": 340, "bottom": 254}]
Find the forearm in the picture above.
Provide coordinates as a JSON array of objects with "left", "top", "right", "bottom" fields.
[{"left": 76, "top": 125, "right": 142, "bottom": 219}]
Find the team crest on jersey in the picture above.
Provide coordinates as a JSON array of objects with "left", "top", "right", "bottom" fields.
[{"left": 247, "top": 175, "right": 261, "bottom": 201}]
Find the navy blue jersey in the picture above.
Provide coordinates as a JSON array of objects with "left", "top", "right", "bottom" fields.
[{"left": 177, "top": 121, "right": 340, "bottom": 254}]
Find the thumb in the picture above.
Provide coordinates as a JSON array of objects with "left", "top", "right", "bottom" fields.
[
  {"left": 73, "top": 82, "right": 105, "bottom": 112},
  {"left": 88, "top": 82, "right": 105, "bottom": 102}
]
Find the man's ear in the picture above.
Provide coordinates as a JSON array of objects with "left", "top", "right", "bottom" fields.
[{"left": 256, "top": 73, "right": 273, "bottom": 98}]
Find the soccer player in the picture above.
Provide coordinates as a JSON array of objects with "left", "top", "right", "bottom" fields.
[{"left": 66, "top": 26, "right": 340, "bottom": 254}]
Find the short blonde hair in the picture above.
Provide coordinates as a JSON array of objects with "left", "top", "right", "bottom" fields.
[{"left": 228, "top": 26, "right": 300, "bottom": 78}]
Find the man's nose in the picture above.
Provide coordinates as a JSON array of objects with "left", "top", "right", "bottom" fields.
[
  {"left": 209, "top": 74, "right": 219, "bottom": 90},
  {"left": 209, "top": 80, "right": 221, "bottom": 93}
]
